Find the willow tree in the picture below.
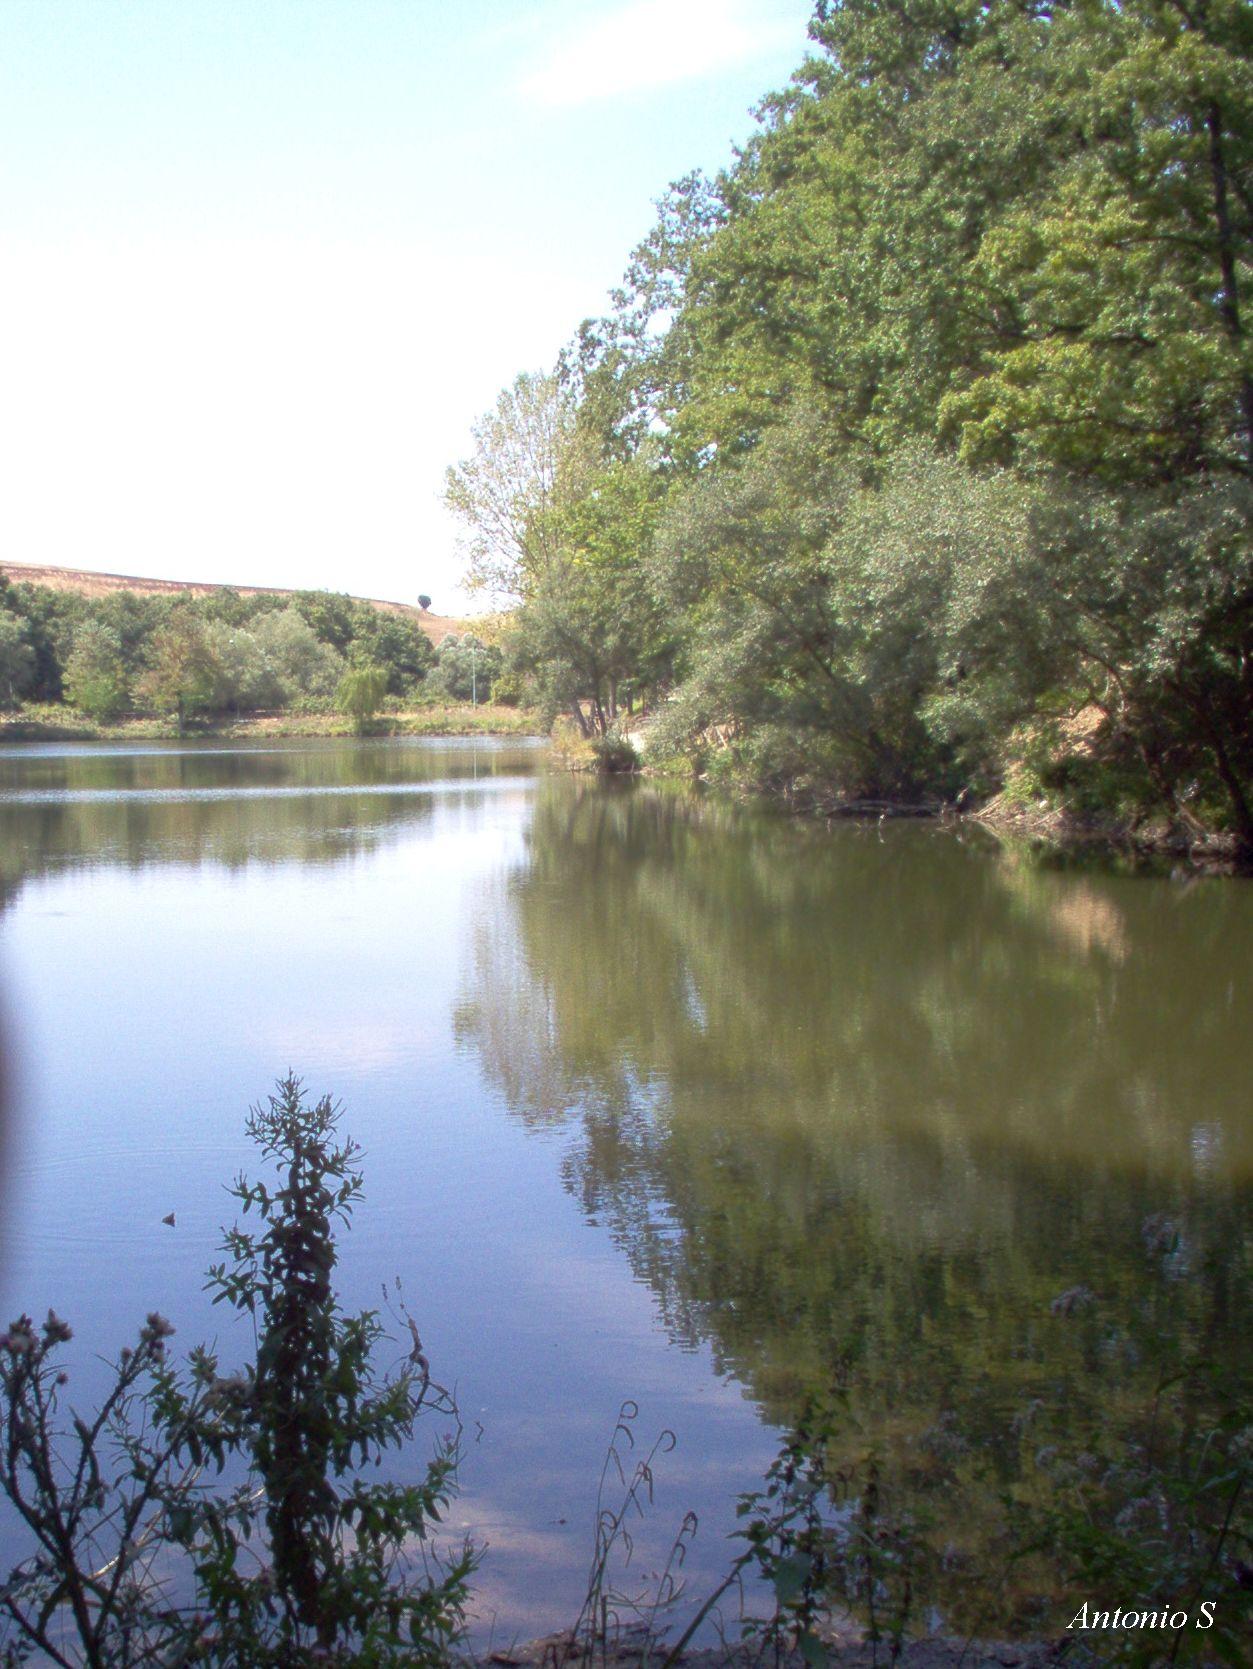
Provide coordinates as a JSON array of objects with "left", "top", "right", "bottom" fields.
[{"left": 445, "top": 371, "right": 670, "bottom": 734}]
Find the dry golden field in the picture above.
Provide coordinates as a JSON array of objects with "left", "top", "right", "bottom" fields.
[{"left": 0, "top": 560, "right": 466, "bottom": 647}]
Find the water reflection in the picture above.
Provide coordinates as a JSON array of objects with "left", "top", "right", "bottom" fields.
[
  {"left": 456, "top": 779, "right": 1253, "bottom": 1629},
  {"left": 0, "top": 738, "right": 543, "bottom": 901},
  {"left": 0, "top": 748, "right": 1248, "bottom": 1640}
]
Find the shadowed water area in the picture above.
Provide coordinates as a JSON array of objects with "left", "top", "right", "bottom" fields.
[{"left": 0, "top": 740, "right": 1249, "bottom": 1646}]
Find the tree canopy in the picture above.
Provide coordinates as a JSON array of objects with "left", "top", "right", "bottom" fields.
[
  {"left": 0, "top": 584, "right": 438, "bottom": 723},
  {"left": 449, "top": 0, "right": 1252, "bottom": 843}
]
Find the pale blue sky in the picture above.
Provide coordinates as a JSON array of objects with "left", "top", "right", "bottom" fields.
[{"left": 1, "top": 0, "right": 814, "bottom": 612}]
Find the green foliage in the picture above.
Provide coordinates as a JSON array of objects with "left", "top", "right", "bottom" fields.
[
  {"left": 0, "top": 1077, "right": 472, "bottom": 1668},
  {"left": 651, "top": 418, "right": 969, "bottom": 802},
  {"left": 194, "top": 1077, "right": 474, "bottom": 1664},
  {"left": 1014, "top": 1354, "right": 1252, "bottom": 1666},
  {"left": 432, "top": 633, "right": 501, "bottom": 703},
  {"left": 588, "top": 729, "right": 639, "bottom": 774},
  {"left": 726, "top": 1409, "right": 929, "bottom": 1667},
  {"left": 444, "top": 369, "right": 582, "bottom": 602},
  {"left": 931, "top": 472, "right": 1253, "bottom": 835},
  {"left": 62, "top": 620, "right": 130, "bottom": 720},
  {"left": 448, "top": 0, "right": 1253, "bottom": 845},
  {"left": 0, "top": 584, "right": 432, "bottom": 723},
  {"left": 0, "top": 1307, "right": 206, "bottom": 1665},
  {"left": 446, "top": 374, "right": 673, "bottom": 734},
  {"left": 252, "top": 607, "right": 347, "bottom": 704},
  {"left": 507, "top": 453, "right": 673, "bottom": 735},
  {"left": 941, "top": 0, "right": 1253, "bottom": 481},
  {"left": 336, "top": 664, "right": 389, "bottom": 733},
  {"left": 291, "top": 590, "right": 360, "bottom": 655},
  {"left": 135, "top": 611, "right": 219, "bottom": 732},
  {"left": 1, "top": 582, "right": 73, "bottom": 703},
  {"left": 346, "top": 612, "right": 434, "bottom": 696},
  {"left": 0, "top": 612, "right": 37, "bottom": 709}
]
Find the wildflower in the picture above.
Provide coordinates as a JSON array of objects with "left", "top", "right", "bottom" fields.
[
  {"left": 140, "top": 1313, "right": 175, "bottom": 1354},
  {"left": 1, "top": 1318, "right": 36, "bottom": 1355},
  {"left": 42, "top": 1310, "right": 72, "bottom": 1344}
]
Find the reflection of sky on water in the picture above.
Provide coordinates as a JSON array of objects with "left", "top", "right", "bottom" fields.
[
  {"left": 0, "top": 742, "right": 1250, "bottom": 1645},
  {"left": 0, "top": 778, "right": 536, "bottom": 804},
  {"left": 1190, "top": 1121, "right": 1226, "bottom": 1177},
  {"left": 0, "top": 738, "right": 779, "bottom": 1645}
]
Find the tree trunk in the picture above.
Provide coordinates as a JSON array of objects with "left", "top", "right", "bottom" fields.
[
  {"left": 1175, "top": 680, "right": 1253, "bottom": 852},
  {"left": 1201, "top": 711, "right": 1253, "bottom": 852}
]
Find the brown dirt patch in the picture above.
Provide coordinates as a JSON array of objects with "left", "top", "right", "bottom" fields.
[{"left": 0, "top": 560, "right": 465, "bottom": 646}]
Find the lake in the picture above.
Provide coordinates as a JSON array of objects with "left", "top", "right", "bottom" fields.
[{"left": 0, "top": 737, "right": 1249, "bottom": 1647}]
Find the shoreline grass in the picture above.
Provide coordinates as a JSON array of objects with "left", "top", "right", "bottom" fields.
[{"left": 0, "top": 702, "right": 544, "bottom": 743}]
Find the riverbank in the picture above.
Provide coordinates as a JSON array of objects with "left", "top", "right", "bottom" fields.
[
  {"left": 479, "top": 1635, "right": 1063, "bottom": 1668},
  {"left": 0, "top": 703, "right": 542, "bottom": 742},
  {"left": 633, "top": 756, "right": 1251, "bottom": 874},
  {"left": 603, "top": 720, "right": 1246, "bottom": 871},
  {"left": 971, "top": 789, "right": 1248, "bottom": 873}
]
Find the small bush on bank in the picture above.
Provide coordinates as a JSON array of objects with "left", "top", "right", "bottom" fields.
[{"left": 590, "top": 730, "right": 639, "bottom": 773}]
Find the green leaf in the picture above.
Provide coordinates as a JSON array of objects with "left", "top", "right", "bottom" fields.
[{"left": 773, "top": 1551, "right": 812, "bottom": 1607}]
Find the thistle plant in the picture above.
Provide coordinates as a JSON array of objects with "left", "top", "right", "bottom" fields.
[
  {"left": 0, "top": 1074, "right": 473, "bottom": 1668},
  {"left": 0, "top": 1307, "right": 200, "bottom": 1667}
]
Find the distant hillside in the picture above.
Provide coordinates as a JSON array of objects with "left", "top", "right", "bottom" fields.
[{"left": 0, "top": 560, "right": 464, "bottom": 647}]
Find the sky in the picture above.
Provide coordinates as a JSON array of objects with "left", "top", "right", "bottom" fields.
[{"left": 1, "top": 0, "right": 815, "bottom": 615}]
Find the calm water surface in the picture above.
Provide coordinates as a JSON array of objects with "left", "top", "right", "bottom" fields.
[{"left": 0, "top": 739, "right": 1249, "bottom": 1644}]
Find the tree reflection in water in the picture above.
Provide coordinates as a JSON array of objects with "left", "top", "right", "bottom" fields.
[{"left": 456, "top": 778, "right": 1253, "bottom": 1632}]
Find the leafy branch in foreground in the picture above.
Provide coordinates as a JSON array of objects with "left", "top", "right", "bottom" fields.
[
  {"left": 0, "top": 1074, "right": 473, "bottom": 1668},
  {"left": 0, "top": 1307, "right": 200, "bottom": 1667}
]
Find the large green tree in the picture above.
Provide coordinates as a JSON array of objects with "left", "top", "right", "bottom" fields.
[
  {"left": 62, "top": 620, "right": 130, "bottom": 720},
  {"left": 448, "top": 0, "right": 1253, "bottom": 843},
  {"left": 443, "top": 370, "right": 581, "bottom": 602},
  {"left": 945, "top": 0, "right": 1253, "bottom": 480},
  {"left": 446, "top": 372, "right": 671, "bottom": 735}
]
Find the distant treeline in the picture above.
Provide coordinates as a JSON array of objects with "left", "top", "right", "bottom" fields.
[
  {"left": 446, "top": 0, "right": 1252, "bottom": 846},
  {"left": 0, "top": 580, "right": 504, "bottom": 723}
]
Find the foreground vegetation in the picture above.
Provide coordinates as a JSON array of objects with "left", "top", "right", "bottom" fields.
[
  {"left": 445, "top": 0, "right": 1252, "bottom": 854},
  {"left": 2, "top": 1069, "right": 1248, "bottom": 1666},
  {"left": 0, "top": 1078, "right": 475, "bottom": 1667}
]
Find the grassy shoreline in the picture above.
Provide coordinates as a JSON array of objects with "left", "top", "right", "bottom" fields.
[{"left": 0, "top": 703, "right": 544, "bottom": 743}]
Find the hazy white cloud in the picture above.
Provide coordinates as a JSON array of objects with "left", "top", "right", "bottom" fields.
[
  {"left": 0, "top": 236, "right": 594, "bottom": 613},
  {"left": 519, "top": 0, "right": 794, "bottom": 106}
]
